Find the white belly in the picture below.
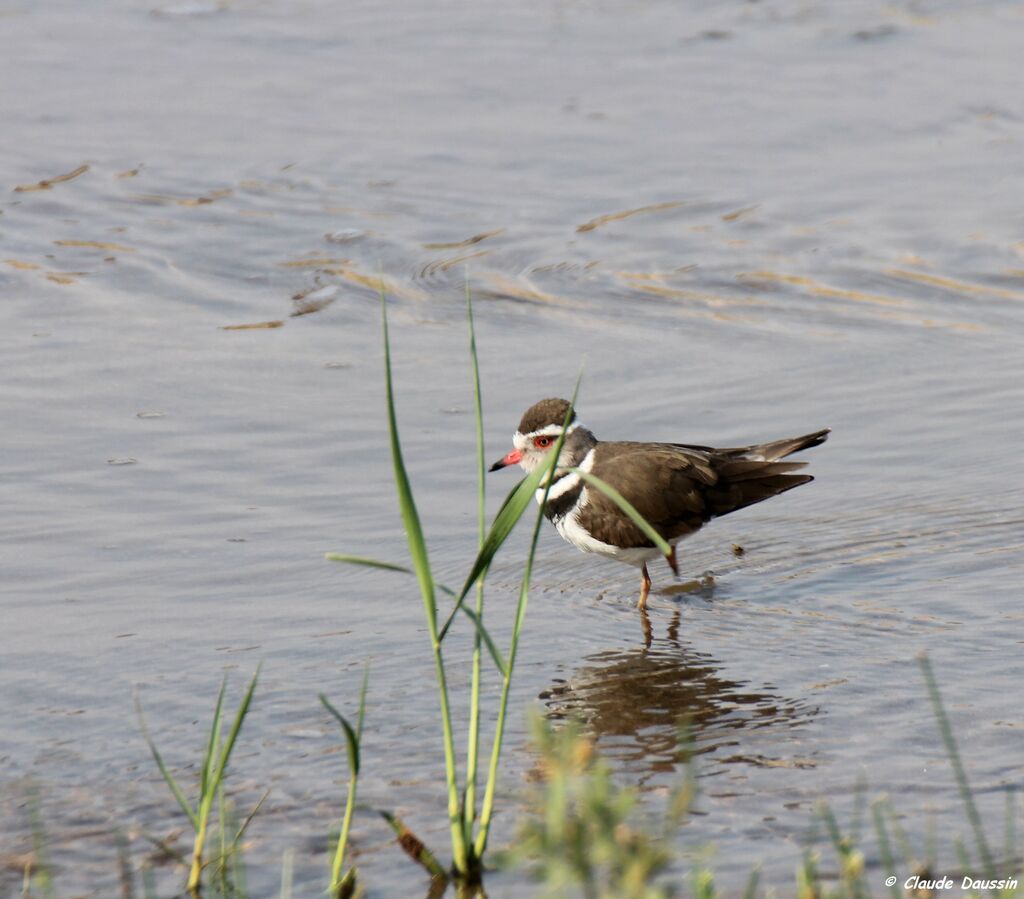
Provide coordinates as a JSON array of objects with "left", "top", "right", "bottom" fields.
[
  {"left": 554, "top": 511, "right": 661, "bottom": 567},
  {"left": 536, "top": 448, "right": 669, "bottom": 568}
]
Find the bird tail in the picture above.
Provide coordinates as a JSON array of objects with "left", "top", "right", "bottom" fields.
[
  {"left": 705, "top": 429, "right": 829, "bottom": 518},
  {"left": 744, "top": 428, "right": 830, "bottom": 462}
]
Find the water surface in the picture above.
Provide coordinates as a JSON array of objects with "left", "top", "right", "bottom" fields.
[{"left": 3, "top": 0, "right": 1024, "bottom": 895}]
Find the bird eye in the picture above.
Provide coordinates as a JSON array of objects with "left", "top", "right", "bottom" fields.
[{"left": 534, "top": 435, "right": 554, "bottom": 449}]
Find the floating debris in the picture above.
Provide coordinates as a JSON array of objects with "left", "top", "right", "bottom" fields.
[
  {"left": 14, "top": 164, "right": 90, "bottom": 193},
  {"left": 576, "top": 200, "right": 687, "bottom": 233},
  {"left": 151, "top": 2, "right": 227, "bottom": 16},
  {"left": 136, "top": 411, "right": 165, "bottom": 419},
  {"left": 279, "top": 257, "right": 349, "bottom": 269},
  {"left": 721, "top": 205, "right": 759, "bottom": 222},
  {"left": 324, "top": 228, "right": 366, "bottom": 244},
  {"left": 291, "top": 284, "right": 338, "bottom": 317},
  {"left": 107, "top": 458, "right": 138, "bottom": 466},
  {"left": 738, "top": 271, "right": 907, "bottom": 307},
  {"left": 886, "top": 267, "right": 1024, "bottom": 300},
  {"left": 222, "top": 320, "right": 284, "bottom": 330},
  {"left": 422, "top": 229, "right": 504, "bottom": 250},
  {"left": 55, "top": 239, "right": 135, "bottom": 252},
  {"left": 419, "top": 249, "right": 489, "bottom": 277},
  {"left": 852, "top": 25, "right": 898, "bottom": 41},
  {"left": 292, "top": 283, "right": 339, "bottom": 302},
  {"left": 130, "top": 188, "right": 232, "bottom": 206}
]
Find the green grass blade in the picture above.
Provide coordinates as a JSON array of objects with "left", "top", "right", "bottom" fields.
[
  {"left": 474, "top": 375, "right": 582, "bottom": 860},
  {"left": 279, "top": 848, "right": 294, "bottom": 899},
  {"left": 464, "top": 275, "right": 488, "bottom": 855},
  {"left": 438, "top": 464, "right": 552, "bottom": 641},
  {"left": 337, "top": 869, "right": 357, "bottom": 899},
  {"left": 379, "top": 287, "right": 467, "bottom": 872},
  {"left": 324, "top": 667, "right": 369, "bottom": 896},
  {"left": 201, "top": 677, "right": 228, "bottom": 798},
  {"left": 25, "top": 788, "right": 56, "bottom": 899},
  {"left": 1004, "top": 786, "right": 1017, "bottom": 879},
  {"left": 466, "top": 273, "right": 486, "bottom": 551},
  {"left": 460, "top": 606, "right": 507, "bottom": 676},
  {"left": 918, "top": 653, "right": 996, "bottom": 879},
  {"left": 851, "top": 773, "right": 867, "bottom": 843},
  {"left": 570, "top": 468, "right": 671, "bottom": 555},
  {"left": 320, "top": 694, "right": 361, "bottom": 777},
  {"left": 114, "top": 829, "right": 135, "bottom": 899},
  {"left": 379, "top": 291, "right": 437, "bottom": 627},
  {"left": 325, "top": 553, "right": 455, "bottom": 597},
  {"left": 134, "top": 696, "right": 198, "bottom": 829},
  {"left": 187, "top": 667, "right": 260, "bottom": 894},
  {"left": 235, "top": 789, "right": 270, "bottom": 844},
  {"left": 459, "top": 468, "right": 548, "bottom": 589},
  {"left": 208, "top": 667, "right": 260, "bottom": 792},
  {"left": 872, "top": 799, "right": 901, "bottom": 899},
  {"left": 355, "top": 666, "right": 369, "bottom": 740},
  {"left": 818, "top": 801, "right": 845, "bottom": 856},
  {"left": 741, "top": 866, "right": 760, "bottom": 899},
  {"left": 325, "top": 554, "right": 417, "bottom": 574}
]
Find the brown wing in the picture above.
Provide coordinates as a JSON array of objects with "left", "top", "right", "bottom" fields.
[
  {"left": 576, "top": 443, "right": 717, "bottom": 548},
  {"left": 671, "top": 428, "right": 830, "bottom": 462},
  {"left": 577, "top": 436, "right": 825, "bottom": 549}
]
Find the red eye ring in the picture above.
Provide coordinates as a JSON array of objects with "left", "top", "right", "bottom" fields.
[{"left": 534, "top": 435, "right": 554, "bottom": 449}]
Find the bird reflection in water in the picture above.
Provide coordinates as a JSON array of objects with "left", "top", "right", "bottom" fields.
[{"left": 540, "top": 609, "right": 817, "bottom": 776}]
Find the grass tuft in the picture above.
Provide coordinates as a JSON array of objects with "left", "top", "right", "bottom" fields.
[
  {"left": 136, "top": 666, "right": 260, "bottom": 896},
  {"left": 320, "top": 665, "right": 370, "bottom": 897}
]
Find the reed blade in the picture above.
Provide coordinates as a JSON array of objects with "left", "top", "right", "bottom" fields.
[
  {"left": 872, "top": 799, "right": 901, "bottom": 899},
  {"left": 378, "top": 286, "right": 467, "bottom": 872},
  {"left": 474, "top": 375, "right": 582, "bottom": 859},
  {"left": 460, "top": 606, "right": 507, "bottom": 676},
  {"left": 438, "top": 464, "right": 552, "bottom": 642},
  {"left": 135, "top": 696, "right": 198, "bottom": 829},
  {"left": 325, "top": 553, "right": 455, "bottom": 597},
  {"left": 379, "top": 291, "right": 437, "bottom": 626},
  {"left": 321, "top": 694, "right": 361, "bottom": 776},
  {"left": 201, "top": 677, "right": 228, "bottom": 798},
  {"left": 324, "top": 667, "right": 369, "bottom": 896},
  {"left": 918, "top": 653, "right": 996, "bottom": 879},
  {"left": 325, "top": 554, "right": 416, "bottom": 574},
  {"left": 209, "top": 667, "right": 260, "bottom": 790}
]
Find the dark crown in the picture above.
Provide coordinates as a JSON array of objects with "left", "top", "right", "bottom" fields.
[{"left": 517, "top": 398, "right": 576, "bottom": 434}]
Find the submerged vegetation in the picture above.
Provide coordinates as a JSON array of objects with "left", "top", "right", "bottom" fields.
[{"left": 14, "top": 293, "right": 1024, "bottom": 898}]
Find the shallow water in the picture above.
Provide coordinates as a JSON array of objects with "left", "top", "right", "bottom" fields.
[{"left": 3, "top": 0, "right": 1024, "bottom": 895}]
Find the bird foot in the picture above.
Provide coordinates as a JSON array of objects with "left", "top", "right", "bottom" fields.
[{"left": 637, "top": 562, "right": 652, "bottom": 611}]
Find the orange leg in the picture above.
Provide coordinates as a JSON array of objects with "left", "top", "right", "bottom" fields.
[
  {"left": 638, "top": 563, "right": 652, "bottom": 611},
  {"left": 639, "top": 605, "right": 653, "bottom": 648}
]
